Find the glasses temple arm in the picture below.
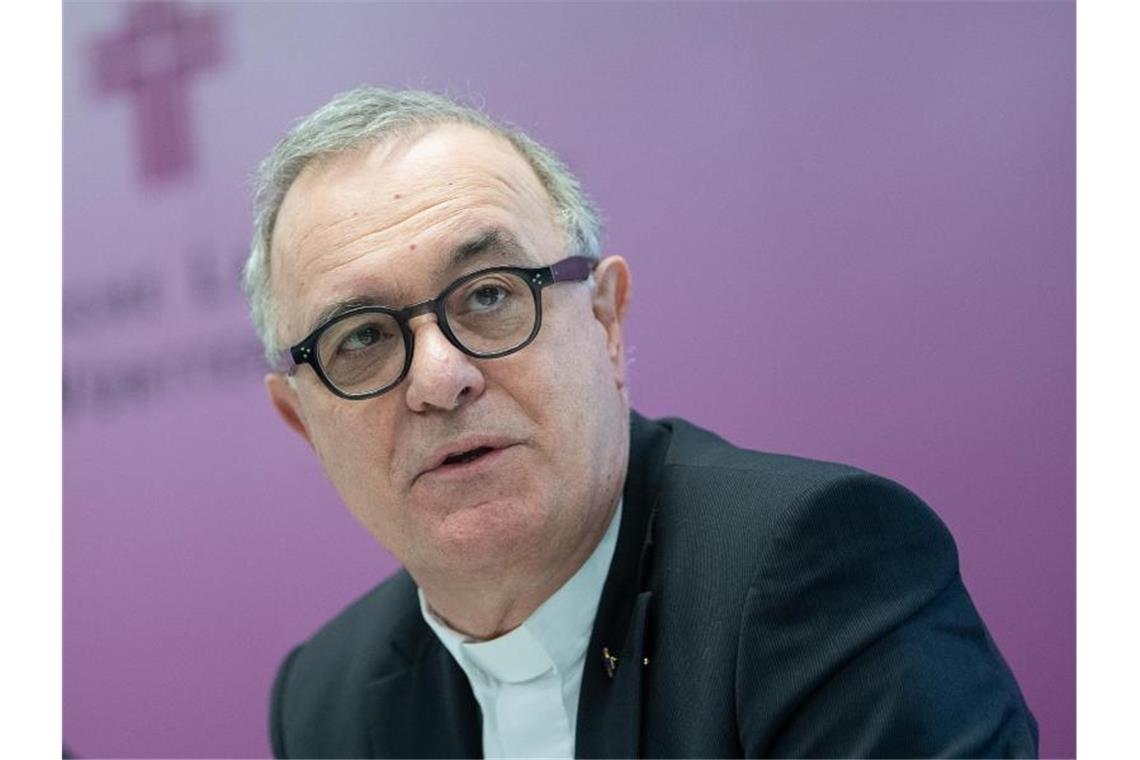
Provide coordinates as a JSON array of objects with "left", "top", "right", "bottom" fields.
[{"left": 549, "top": 256, "right": 598, "bottom": 283}]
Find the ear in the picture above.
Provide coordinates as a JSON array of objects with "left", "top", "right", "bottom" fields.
[
  {"left": 591, "top": 255, "right": 632, "bottom": 389},
  {"left": 265, "top": 372, "right": 313, "bottom": 447}
]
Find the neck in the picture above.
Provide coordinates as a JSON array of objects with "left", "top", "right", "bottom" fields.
[{"left": 423, "top": 587, "right": 546, "bottom": 640}]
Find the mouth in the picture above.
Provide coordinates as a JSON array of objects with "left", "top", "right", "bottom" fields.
[
  {"left": 415, "top": 439, "right": 520, "bottom": 484},
  {"left": 440, "top": 446, "right": 496, "bottom": 467}
]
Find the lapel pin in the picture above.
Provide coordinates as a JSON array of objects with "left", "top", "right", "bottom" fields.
[{"left": 602, "top": 647, "right": 618, "bottom": 679}]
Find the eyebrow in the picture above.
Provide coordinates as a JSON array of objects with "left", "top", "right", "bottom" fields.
[
  {"left": 303, "top": 227, "right": 534, "bottom": 337},
  {"left": 444, "top": 227, "right": 529, "bottom": 272}
]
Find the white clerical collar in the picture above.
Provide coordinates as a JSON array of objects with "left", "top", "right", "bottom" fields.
[{"left": 419, "top": 498, "right": 623, "bottom": 683}]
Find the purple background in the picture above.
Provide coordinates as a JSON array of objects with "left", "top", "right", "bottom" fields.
[{"left": 63, "top": 2, "right": 1074, "bottom": 758}]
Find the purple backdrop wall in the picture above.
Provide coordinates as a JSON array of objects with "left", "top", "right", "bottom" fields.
[{"left": 63, "top": 2, "right": 1074, "bottom": 757}]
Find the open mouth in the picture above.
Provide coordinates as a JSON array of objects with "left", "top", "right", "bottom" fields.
[
  {"left": 415, "top": 440, "right": 518, "bottom": 484},
  {"left": 440, "top": 446, "right": 496, "bottom": 467}
]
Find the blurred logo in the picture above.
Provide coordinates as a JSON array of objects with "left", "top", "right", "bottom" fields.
[{"left": 92, "top": 1, "right": 223, "bottom": 184}]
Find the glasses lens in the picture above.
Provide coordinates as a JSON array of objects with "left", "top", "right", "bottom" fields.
[
  {"left": 316, "top": 311, "right": 406, "bottom": 396},
  {"left": 445, "top": 271, "right": 537, "bottom": 355}
]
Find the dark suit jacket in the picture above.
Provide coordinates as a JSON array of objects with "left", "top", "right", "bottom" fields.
[{"left": 271, "top": 412, "right": 1038, "bottom": 758}]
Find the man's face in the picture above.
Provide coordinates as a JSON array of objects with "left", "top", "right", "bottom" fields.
[{"left": 265, "top": 124, "right": 631, "bottom": 593}]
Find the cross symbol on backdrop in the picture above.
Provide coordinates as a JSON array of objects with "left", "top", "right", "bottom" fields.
[{"left": 92, "top": 1, "right": 224, "bottom": 184}]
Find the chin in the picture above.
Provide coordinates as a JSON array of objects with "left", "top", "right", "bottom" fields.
[{"left": 428, "top": 495, "right": 548, "bottom": 572}]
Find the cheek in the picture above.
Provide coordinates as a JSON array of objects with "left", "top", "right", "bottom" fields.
[
  {"left": 545, "top": 313, "right": 616, "bottom": 402},
  {"left": 304, "top": 402, "right": 400, "bottom": 504},
  {"left": 497, "top": 318, "right": 599, "bottom": 418},
  {"left": 503, "top": 304, "right": 621, "bottom": 452}
]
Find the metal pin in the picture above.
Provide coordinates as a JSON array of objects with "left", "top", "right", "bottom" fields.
[{"left": 602, "top": 647, "right": 618, "bottom": 679}]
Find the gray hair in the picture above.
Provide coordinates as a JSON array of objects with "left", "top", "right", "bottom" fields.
[{"left": 243, "top": 86, "right": 604, "bottom": 365}]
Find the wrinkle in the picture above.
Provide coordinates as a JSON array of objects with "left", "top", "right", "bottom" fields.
[
  {"left": 299, "top": 194, "right": 463, "bottom": 280},
  {"left": 292, "top": 173, "right": 523, "bottom": 282}
]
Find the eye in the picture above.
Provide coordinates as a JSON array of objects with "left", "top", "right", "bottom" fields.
[
  {"left": 337, "top": 323, "right": 392, "bottom": 353},
  {"left": 470, "top": 284, "right": 508, "bottom": 310},
  {"left": 455, "top": 275, "right": 522, "bottom": 315}
]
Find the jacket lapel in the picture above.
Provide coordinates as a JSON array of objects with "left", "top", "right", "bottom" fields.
[
  {"left": 576, "top": 590, "right": 653, "bottom": 757},
  {"left": 576, "top": 412, "right": 671, "bottom": 758},
  {"left": 363, "top": 587, "right": 483, "bottom": 758}
]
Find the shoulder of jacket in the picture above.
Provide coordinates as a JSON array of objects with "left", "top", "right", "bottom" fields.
[
  {"left": 645, "top": 415, "right": 954, "bottom": 587},
  {"left": 656, "top": 414, "right": 862, "bottom": 479},
  {"left": 654, "top": 414, "right": 875, "bottom": 509}
]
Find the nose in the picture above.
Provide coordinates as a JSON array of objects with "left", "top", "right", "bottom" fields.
[{"left": 403, "top": 315, "right": 486, "bottom": 413}]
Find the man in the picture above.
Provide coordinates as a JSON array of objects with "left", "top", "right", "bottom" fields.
[{"left": 246, "top": 87, "right": 1037, "bottom": 758}]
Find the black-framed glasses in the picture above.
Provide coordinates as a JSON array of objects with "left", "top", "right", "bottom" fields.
[{"left": 286, "top": 256, "right": 597, "bottom": 400}]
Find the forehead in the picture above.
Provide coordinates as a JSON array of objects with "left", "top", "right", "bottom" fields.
[{"left": 269, "top": 123, "right": 562, "bottom": 342}]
